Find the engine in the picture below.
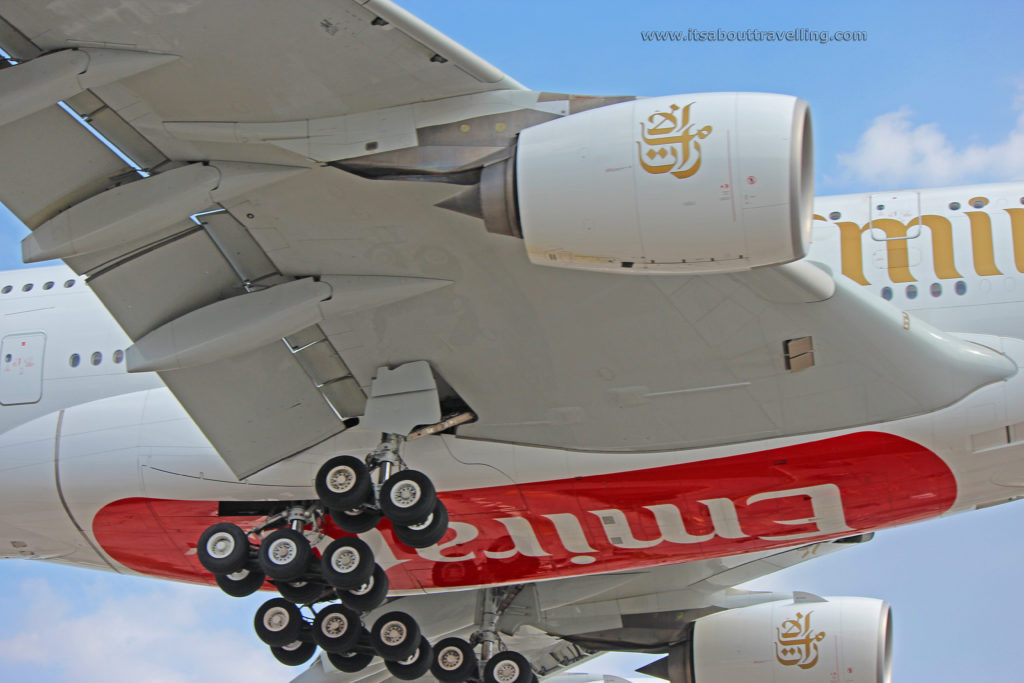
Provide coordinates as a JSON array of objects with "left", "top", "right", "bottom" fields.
[
  {"left": 486, "top": 92, "right": 813, "bottom": 274},
  {"left": 686, "top": 595, "right": 892, "bottom": 683}
]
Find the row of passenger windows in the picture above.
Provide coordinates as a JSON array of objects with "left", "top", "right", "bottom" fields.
[
  {"left": 69, "top": 350, "right": 124, "bottom": 368},
  {"left": 880, "top": 281, "right": 968, "bottom": 301},
  {"left": 0, "top": 279, "right": 77, "bottom": 294}
]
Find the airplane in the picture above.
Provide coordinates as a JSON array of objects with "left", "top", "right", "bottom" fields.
[{"left": 0, "top": 1, "right": 1022, "bottom": 682}]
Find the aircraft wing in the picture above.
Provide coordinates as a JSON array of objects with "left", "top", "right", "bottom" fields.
[{"left": 0, "top": 1, "right": 1013, "bottom": 478}]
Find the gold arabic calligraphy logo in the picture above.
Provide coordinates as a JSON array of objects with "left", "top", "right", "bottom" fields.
[
  {"left": 637, "top": 102, "right": 712, "bottom": 178},
  {"left": 774, "top": 611, "right": 826, "bottom": 670}
]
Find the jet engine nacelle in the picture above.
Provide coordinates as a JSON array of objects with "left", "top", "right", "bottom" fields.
[
  {"left": 689, "top": 595, "right": 892, "bottom": 683},
  {"left": 514, "top": 92, "right": 813, "bottom": 274}
]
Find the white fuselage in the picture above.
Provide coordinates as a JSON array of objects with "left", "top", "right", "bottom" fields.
[{"left": 1, "top": 181, "right": 1024, "bottom": 593}]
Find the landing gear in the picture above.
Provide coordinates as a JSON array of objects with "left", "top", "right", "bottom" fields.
[
  {"left": 195, "top": 403, "right": 474, "bottom": 672},
  {"left": 386, "top": 636, "right": 433, "bottom": 680},
  {"left": 339, "top": 565, "right": 389, "bottom": 612},
  {"left": 254, "top": 598, "right": 303, "bottom": 647},
  {"left": 197, "top": 522, "right": 250, "bottom": 574},
  {"left": 312, "top": 604, "right": 362, "bottom": 653},
  {"left": 371, "top": 610, "right": 422, "bottom": 661},
  {"left": 258, "top": 527, "right": 312, "bottom": 581},
  {"left": 215, "top": 568, "right": 265, "bottom": 597},
  {"left": 271, "top": 640, "right": 318, "bottom": 667},
  {"left": 483, "top": 651, "right": 533, "bottom": 683},
  {"left": 431, "top": 637, "right": 478, "bottom": 682},
  {"left": 321, "top": 536, "right": 374, "bottom": 589}
]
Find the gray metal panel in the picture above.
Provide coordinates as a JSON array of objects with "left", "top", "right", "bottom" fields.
[
  {"left": 159, "top": 341, "right": 344, "bottom": 478},
  {"left": 84, "top": 226, "right": 345, "bottom": 477},
  {"left": 0, "top": 105, "right": 132, "bottom": 228},
  {"left": 0, "top": 0, "right": 522, "bottom": 126}
]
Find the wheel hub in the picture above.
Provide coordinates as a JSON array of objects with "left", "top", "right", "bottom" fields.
[
  {"left": 323, "top": 613, "right": 348, "bottom": 638},
  {"left": 494, "top": 660, "right": 521, "bottom": 683},
  {"left": 439, "top": 647, "right": 463, "bottom": 670},
  {"left": 268, "top": 538, "right": 297, "bottom": 565},
  {"left": 225, "top": 568, "right": 249, "bottom": 581},
  {"left": 327, "top": 465, "right": 356, "bottom": 493},
  {"left": 331, "top": 547, "right": 360, "bottom": 573},
  {"left": 207, "top": 531, "right": 236, "bottom": 558},
  {"left": 391, "top": 480, "right": 421, "bottom": 508},
  {"left": 264, "top": 606, "right": 289, "bottom": 631},
  {"left": 381, "top": 621, "right": 407, "bottom": 645}
]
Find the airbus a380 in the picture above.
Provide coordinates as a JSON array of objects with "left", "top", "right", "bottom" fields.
[{"left": 0, "top": 2, "right": 1021, "bottom": 682}]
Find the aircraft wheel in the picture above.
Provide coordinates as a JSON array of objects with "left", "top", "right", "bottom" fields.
[
  {"left": 313, "top": 603, "right": 362, "bottom": 653},
  {"left": 371, "top": 610, "right": 421, "bottom": 661},
  {"left": 327, "top": 649, "right": 374, "bottom": 673},
  {"left": 431, "top": 636, "right": 478, "bottom": 682},
  {"left": 330, "top": 506, "right": 383, "bottom": 534},
  {"left": 270, "top": 640, "right": 317, "bottom": 666},
  {"left": 197, "top": 522, "right": 249, "bottom": 574},
  {"left": 316, "top": 455, "right": 372, "bottom": 509},
  {"left": 254, "top": 597, "right": 303, "bottom": 646},
  {"left": 215, "top": 567, "right": 265, "bottom": 597},
  {"left": 321, "top": 536, "right": 375, "bottom": 589},
  {"left": 258, "top": 528, "right": 312, "bottom": 581},
  {"left": 394, "top": 500, "right": 449, "bottom": 548},
  {"left": 386, "top": 636, "right": 433, "bottom": 680},
  {"left": 483, "top": 651, "right": 533, "bottom": 683},
  {"left": 275, "top": 578, "right": 325, "bottom": 604},
  {"left": 340, "top": 564, "right": 390, "bottom": 612},
  {"left": 380, "top": 470, "right": 436, "bottom": 524}
]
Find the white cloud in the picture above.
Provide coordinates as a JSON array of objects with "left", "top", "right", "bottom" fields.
[
  {"left": 837, "top": 100, "right": 1024, "bottom": 188},
  {"left": 0, "top": 574, "right": 284, "bottom": 683}
]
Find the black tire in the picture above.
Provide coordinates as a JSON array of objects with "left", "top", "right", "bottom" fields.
[
  {"left": 312, "top": 603, "right": 362, "bottom": 654},
  {"left": 254, "top": 597, "right": 303, "bottom": 646},
  {"left": 197, "top": 522, "right": 250, "bottom": 575},
  {"left": 327, "top": 649, "right": 374, "bottom": 673},
  {"left": 483, "top": 651, "right": 533, "bottom": 683},
  {"left": 386, "top": 637, "right": 433, "bottom": 680},
  {"left": 271, "top": 640, "right": 317, "bottom": 666},
  {"left": 321, "top": 536, "right": 375, "bottom": 589},
  {"left": 275, "top": 578, "right": 325, "bottom": 604},
  {"left": 340, "top": 564, "right": 390, "bottom": 612},
  {"left": 431, "top": 636, "right": 478, "bottom": 682},
  {"left": 215, "top": 567, "right": 265, "bottom": 597},
  {"left": 371, "top": 611, "right": 421, "bottom": 661},
  {"left": 316, "top": 455, "right": 372, "bottom": 509},
  {"left": 394, "top": 500, "right": 449, "bottom": 549},
  {"left": 330, "top": 506, "right": 383, "bottom": 534},
  {"left": 258, "top": 528, "right": 312, "bottom": 581},
  {"left": 380, "top": 470, "right": 437, "bottom": 524}
]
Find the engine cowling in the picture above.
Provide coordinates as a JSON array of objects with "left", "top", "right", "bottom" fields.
[
  {"left": 514, "top": 92, "right": 813, "bottom": 273},
  {"left": 688, "top": 595, "right": 892, "bottom": 683}
]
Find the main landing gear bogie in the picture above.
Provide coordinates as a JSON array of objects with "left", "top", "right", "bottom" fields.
[{"left": 195, "top": 427, "right": 467, "bottom": 672}]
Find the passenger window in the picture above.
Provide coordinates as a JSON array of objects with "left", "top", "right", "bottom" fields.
[
  {"left": 42, "top": 281, "right": 54, "bottom": 290},
  {"left": 930, "top": 283, "right": 942, "bottom": 297},
  {"left": 69, "top": 354, "right": 80, "bottom": 368},
  {"left": 955, "top": 280, "right": 967, "bottom": 296},
  {"left": 1, "top": 286, "right": 11, "bottom": 294},
  {"left": 905, "top": 284, "right": 918, "bottom": 299},
  {"left": 881, "top": 287, "right": 893, "bottom": 301},
  {"left": 64, "top": 280, "right": 75, "bottom": 288},
  {"left": 113, "top": 349, "right": 124, "bottom": 364},
  {"left": 21, "top": 284, "right": 32, "bottom": 292},
  {"left": 90, "top": 351, "right": 102, "bottom": 366}
]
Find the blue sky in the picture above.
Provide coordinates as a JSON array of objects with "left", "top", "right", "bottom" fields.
[{"left": 2, "top": 1, "right": 1024, "bottom": 681}]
